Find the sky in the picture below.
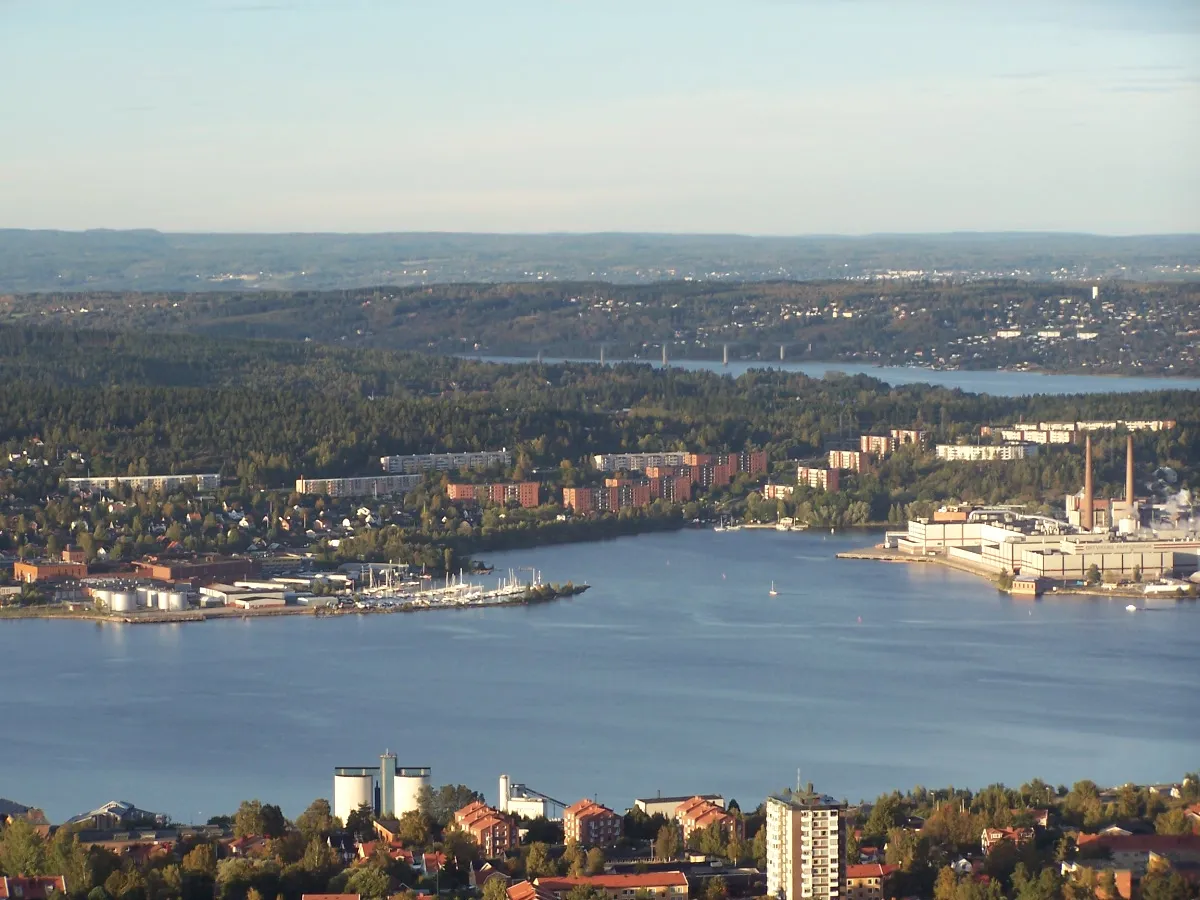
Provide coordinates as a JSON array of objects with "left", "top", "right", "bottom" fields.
[{"left": 0, "top": 0, "right": 1198, "bottom": 234}]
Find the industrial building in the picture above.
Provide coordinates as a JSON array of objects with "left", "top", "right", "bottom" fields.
[
  {"left": 132, "top": 557, "right": 259, "bottom": 584},
  {"left": 498, "top": 774, "right": 565, "bottom": 820},
  {"left": 87, "top": 579, "right": 192, "bottom": 612},
  {"left": 14, "top": 558, "right": 88, "bottom": 583},
  {"left": 295, "top": 474, "right": 422, "bottom": 498},
  {"left": 765, "top": 786, "right": 846, "bottom": 900},
  {"left": 379, "top": 450, "right": 511, "bottom": 475},
  {"left": 633, "top": 794, "right": 725, "bottom": 819},
  {"left": 66, "top": 474, "right": 220, "bottom": 494},
  {"left": 332, "top": 753, "right": 430, "bottom": 824},
  {"left": 935, "top": 443, "right": 1037, "bottom": 461}
]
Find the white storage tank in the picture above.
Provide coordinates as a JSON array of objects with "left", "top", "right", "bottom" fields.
[
  {"left": 333, "top": 770, "right": 375, "bottom": 825},
  {"left": 165, "top": 592, "right": 187, "bottom": 611},
  {"left": 110, "top": 592, "right": 135, "bottom": 612},
  {"left": 92, "top": 589, "right": 112, "bottom": 608},
  {"left": 394, "top": 767, "right": 431, "bottom": 816},
  {"left": 137, "top": 587, "right": 155, "bottom": 608}
]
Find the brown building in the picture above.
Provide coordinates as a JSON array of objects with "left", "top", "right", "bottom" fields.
[
  {"left": 562, "top": 487, "right": 598, "bottom": 514},
  {"left": 798, "top": 467, "right": 840, "bottom": 493},
  {"left": 563, "top": 799, "right": 623, "bottom": 846},
  {"left": 606, "top": 478, "right": 652, "bottom": 509},
  {"left": 1, "top": 877, "right": 69, "bottom": 900},
  {"left": 132, "top": 557, "right": 259, "bottom": 584},
  {"left": 61, "top": 546, "right": 88, "bottom": 564},
  {"left": 763, "top": 483, "right": 795, "bottom": 500},
  {"left": 675, "top": 796, "right": 744, "bottom": 845},
  {"left": 828, "top": 450, "right": 872, "bottom": 474},
  {"left": 13, "top": 560, "right": 88, "bottom": 583},
  {"left": 453, "top": 801, "right": 519, "bottom": 858},
  {"left": 447, "top": 482, "right": 540, "bottom": 508},
  {"left": 860, "top": 435, "right": 897, "bottom": 458},
  {"left": 845, "top": 864, "right": 898, "bottom": 900},
  {"left": 981, "top": 827, "right": 1035, "bottom": 855}
]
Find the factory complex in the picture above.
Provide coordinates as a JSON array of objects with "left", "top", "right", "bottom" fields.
[{"left": 888, "top": 435, "right": 1200, "bottom": 593}]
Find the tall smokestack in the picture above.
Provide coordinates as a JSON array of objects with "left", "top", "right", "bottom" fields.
[
  {"left": 1082, "top": 434, "right": 1094, "bottom": 531},
  {"left": 1126, "top": 435, "right": 1135, "bottom": 507}
]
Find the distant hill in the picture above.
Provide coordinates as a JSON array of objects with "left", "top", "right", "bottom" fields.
[{"left": 0, "top": 230, "right": 1196, "bottom": 292}]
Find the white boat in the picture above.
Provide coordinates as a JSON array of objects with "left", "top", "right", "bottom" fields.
[
  {"left": 1125, "top": 604, "right": 1138, "bottom": 612},
  {"left": 769, "top": 581, "right": 778, "bottom": 597}
]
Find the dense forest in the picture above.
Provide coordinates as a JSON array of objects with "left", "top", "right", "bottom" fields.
[{"left": 4, "top": 278, "right": 1198, "bottom": 374}]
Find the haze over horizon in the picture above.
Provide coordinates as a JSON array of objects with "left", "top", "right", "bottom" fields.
[{"left": 2, "top": 0, "right": 1198, "bottom": 235}]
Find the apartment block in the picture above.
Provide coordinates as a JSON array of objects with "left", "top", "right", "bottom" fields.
[
  {"left": 593, "top": 450, "right": 766, "bottom": 477},
  {"left": 765, "top": 787, "right": 846, "bottom": 900},
  {"left": 889, "top": 429, "right": 928, "bottom": 446},
  {"left": 606, "top": 478, "right": 652, "bottom": 509},
  {"left": 67, "top": 474, "right": 220, "bottom": 494},
  {"left": 592, "top": 452, "right": 688, "bottom": 473},
  {"left": 296, "top": 474, "right": 422, "bottom": 497},
  {"left": 562, "top": 487, "right": 599, "bottom": 515},
  {"left": 859, "top": 435, "right": 896, "bottom": 458},
  {"left": 935, "top": 444, "right": 1038, "bottom": 462},
  {"left": 798, "top": 467, "right": 840, "bottom": 493},
  {"left": 845, "top": 865, "right": 898, "bottom": 900},
  {"left": 563, "top": 799, "right": 623, "bottom": 846},
  {"left": 828, "top": 450, "right": 871, "bottom": 473},
  {"left": 675, "top": 796, "right": 744, "bottom": 845},
  {"left": 453, "top": 801, "right": 519, "bottom": 858},
  {"left": 447, "top": 482, "right": 540, "bottom": 508},
  {"left": 380, "top": 450, "right": 511, "bottom": 475},
  {"left": 763, "top": 484, "right": 795, "bottom": 501}
]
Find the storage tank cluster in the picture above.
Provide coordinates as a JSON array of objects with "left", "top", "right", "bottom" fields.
[
  {"left": 87, "top": 580, "right": 191, "bottom": 612},
  {"left": 332, "top": 753, "right": 430, "bottom": 824}
]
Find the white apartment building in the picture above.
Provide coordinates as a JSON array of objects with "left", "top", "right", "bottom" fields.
[
  {"left": 295, "top": 474, "right": 422, "bottom": 498},
  {"left": 591, "top": 452, "right": 688, "bottom": 472},
  {"left": 935, "top": 444, "right": 1037, "bottom": 462},
  {"left": 379, "top": 450, "right": 511, "bottom": 474},
  {"left": 67, "top": 473, "right": 220, "bottom": 493},
  {"left": 766, "top": 788, "right": 846, "bottom": 900}
]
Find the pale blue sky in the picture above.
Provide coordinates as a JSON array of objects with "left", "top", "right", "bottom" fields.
[{"left": 1, "top": 0, "right": 1197, "bottom": 233}]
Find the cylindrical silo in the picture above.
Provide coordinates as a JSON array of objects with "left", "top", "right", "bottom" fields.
[
  {"left": 166, "top": 592, "right": 186, "bottom": 611},
  {"left": 92, "top": 589, "right": 112, "bottom": 608},
  {"left": 394, "top": 767, "right": 431, "bottom": 816},
  {"left": 136, "top": 587, "right": 154, "bottom": 608},
  {"left": 110, "top": 592, "right": 134, "bottom": 612},
  {"left": 333, "top": 770, "right": 375, "bottom": 825}
]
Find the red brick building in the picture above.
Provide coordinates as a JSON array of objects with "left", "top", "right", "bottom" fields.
[
  {"left": 0, "top": 877, "right": 68, "bottom": 900},
  {"left": 132, "top": 557, "right": 259, "bottom": 584},
  {"left": 447, "top": 482, "right": 540, "bottom": 508},
  {"left": 845, "top": 864, "right": 899, "bottom": 900},
  {"left": 675, "top": 796, "right": 744, "bottom": 845},
  {"left": 798, "top": 467, "right": 840, "bottom": 493},
  {"left": 563, "top": 799, "right": 623, "bottom": 846},
  {"left": 453, "top": 801, "right": 519, "bottom": 857},
  {"left": 13, "top": 560, "right": 88, "bottom": 583},
  {"left": 535, "top": 874, "right": 687, "bottom": 900}
]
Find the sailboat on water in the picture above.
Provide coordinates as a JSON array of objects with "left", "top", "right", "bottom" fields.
[{"left": 769, "top": 581, "right": 778, "bottom": 596}]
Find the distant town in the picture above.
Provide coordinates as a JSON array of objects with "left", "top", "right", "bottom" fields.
[{"left": 2, "top": 765, "right": 1198, "bottom": 900}]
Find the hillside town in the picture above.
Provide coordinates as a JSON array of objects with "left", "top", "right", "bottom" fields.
[{"left": 2, "top": 771, "right": 1198, "bottom": 900}]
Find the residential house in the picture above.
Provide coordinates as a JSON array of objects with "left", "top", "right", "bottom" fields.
[
  {"left": 0, "top": 877, "right": 68, "bottom": 900},
  {"left": 507, "top": 883, "right": 559, "bottom": 900},
  {"left": 981, "top": 827, "right": 1034, "bottom": 855},
  {"left": 845, "top": 864, "right": 899, "bottom": 900},
  {"left": 674, "top": 796, "right": 743, "bottom": 846},
  {"left": 453, "top": 801, "right": 519, "bottom": 857},
  {"left": 1073, "top": 834, "right": 1200, "bottom": 874},
  {"left": 535, "top": 873, "right": 689, "bottom": 900}
]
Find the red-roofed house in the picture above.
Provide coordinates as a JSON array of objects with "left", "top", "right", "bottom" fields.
[
  {"left": 0, "top": 877, "right": 67, "bottom": 900},
  {"left": 470, "top": 862, "right": 511, "bottom": 890},
  {"left": 421, "top": 852, "right": 446, "bottom": 874},
  {"left": 1074, "top": 834, "right": 1200, "bottom": 873},
  {"left": 981, "top": 827, "right": 1035, "bottom": 855},
  {"left": 507, "top": 882, "right": 558, "bottom": 900},
  {"left": 563, "top": 800, "right": 622, "bottom": 847},
  {"left": 845, "top": 864, "right": 898, "bottom": 900},
  {"left": 535, "top": 873, "right": 689, "bottom": 900},
  {"left": 674, "top": 796, "right": 744, "bottom": 846}
]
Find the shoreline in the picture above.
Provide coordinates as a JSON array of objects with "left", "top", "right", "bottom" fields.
[
  {"left": 0, "top": 584, "right": 590, "bottom": 625},
  {"left": 836, "top": 546, "right": 1195, "bottom": 601}
]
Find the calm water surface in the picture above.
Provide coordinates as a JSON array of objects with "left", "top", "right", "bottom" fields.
[
  {"left": 472, "top": 356, "right": 1200, "bottom": 396},
  {"left": 3, "top": 530, "right": 1198, "bottom": 822}
]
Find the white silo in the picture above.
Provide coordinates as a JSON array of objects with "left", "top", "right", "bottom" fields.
[
  {"left": 92, "top": 588, "right": 112, "bottom": 608},
  {"left": 166, "top": 592, "right": 187, "bottom": 611},
  {"left": 394, "top": 767, "right": 431, "bottom": 816},
  {"left": 498, "top": 774, "right": 511, "bottom": 813},
  {"left": 110, "top": 592, "right": 135, "bottom": 612},
  {"left": 137, "top": 587, "right": 155, "bottom": 608},
  {"left": 333, "top": 768, "right": 376, "bottom": 825}
]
